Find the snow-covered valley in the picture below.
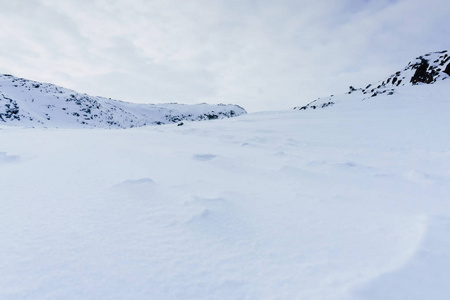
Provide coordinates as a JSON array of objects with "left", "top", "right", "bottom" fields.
[{"left": 1, "top": 77, "right": 449, "bottom": 299}]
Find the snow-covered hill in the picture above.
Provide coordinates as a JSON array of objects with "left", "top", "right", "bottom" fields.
[
  {"left": 295, "top": 50, "right": 450, "bottom": 110},
  {"left": 0, "top": 74, "right": 246, "bottom": 128}
]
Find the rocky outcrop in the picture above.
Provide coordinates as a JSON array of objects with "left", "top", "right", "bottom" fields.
[{"left": 295, "top": 51, "right": 450, "bottom": 111}]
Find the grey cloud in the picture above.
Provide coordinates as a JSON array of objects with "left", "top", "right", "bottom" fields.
[{"left": 0, "top": 0, "right": 449, "bottom": 111}]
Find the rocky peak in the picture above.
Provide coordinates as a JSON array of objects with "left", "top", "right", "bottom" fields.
[{"left": 295, "top": 50, "right": 449, "bottom": 111}]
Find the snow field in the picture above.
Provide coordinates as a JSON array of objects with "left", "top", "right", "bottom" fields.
[{"left": 1, "top": 81, "right": 450, "bottom": 299}]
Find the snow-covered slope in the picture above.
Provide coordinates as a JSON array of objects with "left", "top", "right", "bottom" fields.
[
  {"left": 1, "top": 79, "right": 450, "bottom": 299},
  {"left": 0, "top": 74, "right": 246, "bottom": 128},
  {"left": 295, "top": 50, "right": 450, "bottom": 110}
]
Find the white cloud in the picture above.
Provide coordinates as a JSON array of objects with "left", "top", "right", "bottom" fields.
[{"left": 0, "top": 0, "right": 448, "bottom": 111}]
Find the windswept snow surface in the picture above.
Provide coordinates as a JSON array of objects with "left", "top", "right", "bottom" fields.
[{"left": 1, "top": 80, "right": 450, "bottom": 299}]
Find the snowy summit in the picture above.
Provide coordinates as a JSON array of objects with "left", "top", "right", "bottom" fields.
[{"left": 0, "top": 74, "right": 246, "bottom": 128}]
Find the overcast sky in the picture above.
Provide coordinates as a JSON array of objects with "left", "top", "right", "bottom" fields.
[{"left": 0, "top": 0, "right": 449, "bottom": 111}]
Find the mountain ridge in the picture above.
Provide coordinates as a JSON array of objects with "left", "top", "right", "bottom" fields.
[{"left": 0, "top": 74, "right": 246, "bottom": 128}]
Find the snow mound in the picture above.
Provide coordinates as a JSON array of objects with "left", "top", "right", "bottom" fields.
[
  {"left": 353, "top": 216, "right": 450, "bottom": 300},
  {"left": 295, "top": 50, "right": 450, "bottom": 110},
  {"left": 116, "top": 178, "right": 156, "bottom": 186},
  {"left": 192, "top": 154, "right": 217, "bottom": 161},
  {"left": 0, "top": 151, "right": 19, "bottom": 163},
  {"left": 0, "top": 74, "right": 246, "bottom": 128}
]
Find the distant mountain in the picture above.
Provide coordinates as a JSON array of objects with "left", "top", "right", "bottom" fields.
[
  {"left": 295, "top": 50, "right": 450, "bottom": 110},
  {"left": 0, "top": 74, "right": 246, "bottom": 128}
]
